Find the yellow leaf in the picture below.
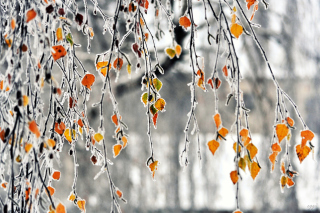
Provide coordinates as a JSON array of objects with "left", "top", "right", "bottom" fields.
[
  {"left": 239, "top": 157, "right": 246, "bottom": 172},
  {"left": 154, "top": 98, "right": 166, "bottom": 111},
  {"left": 165, "top": 48, "right": 176, "bottom": 59},
  {"left": 64, "top": 128, "right": 72, "bottom": 143},
  {"left": 94, "top": 133, "right": 103, "bottom": 143}
]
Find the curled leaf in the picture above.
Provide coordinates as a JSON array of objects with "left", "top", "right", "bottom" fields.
[
  {"left": 149, "top": 160, "right": 158, "bottom": 179},
  {"left": 77, "top": 199, "right": 86, "bottom": 212},
  {"left": 213, "top": 113, "right": 221, "bottom": 129}
]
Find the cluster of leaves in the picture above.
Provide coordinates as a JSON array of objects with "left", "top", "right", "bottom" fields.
[
  {"left": 0, "top": 0, "right": 314, "bottom": 212},
  {"left": 169, "top": 0, "right": 313, "bottom": 212}
]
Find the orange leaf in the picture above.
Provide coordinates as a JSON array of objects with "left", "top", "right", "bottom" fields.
[
  {"left": 300, "top": 129, "right": 314, "bottom": 148},
  {"left": 154, "top": 98, "right": 166, "bottom": 111},
  {"left": 240, "top": 128, "right": 251, "bottom": 146},
  {"left": 29, "top": 120, "right": 41, "bottom": 138},
  {"left": 286, "top": 177, "right": 295, "bottom": 188},
  {"left": 175, "top": 44, "right": 182, "bottom": 58},
  {"left": 222, "top": 65, "right": 228, "bottom": 77},
  {"left": 47, "top": 186, "right": 55, "bottom": 196},
  {"left": 111, "top": 114, "right": 119, "bottom": 126},
  {"left": 52, "top": 171, "right": 61, "bottom": 180},
  {"left": 23, "top": 95, "right": 29, "bottom": 106},
  {"left": 276, "top": 124, "right": 289, "bottom": 143},
  {"left": 207, "top": 140, "right": 220, "bottom": 156},
  {"left": 11, "top": 18, "right": 16, "bottom": 30},
  {"left": 179, "top": 16, "right": 191, "bottom": 30},
  {"left": 207, "top": 79, "right": 214, "bottom": 89},
  {"left": 149, "top": 161, "right": 158, "bottom": 179},
  {"left": 152, "top": 112, "right": 158, "bottom": 128},
  {"left": 54, "top": 122, "right": 66, "bottom": 135},
  {"left": 96, "top": 61, "right": 112, "bottom": 76},
  {"left": 122, "top": 136, "right": 128, "bottom": 148},
  {"left": 246, "top": 0, "right": 256, "bottom": 10},
  {"left": 26, "top": 9, "right": 37, "bottom": 23},
  {"left": 56, "top": 203, "right": 66, "bottom": 213},
  {"left": 230, "top": 170, "right": 238, "bottom": 185},
  {"left": 56, "top": 27, "right": 63, "bottom": 42},
  {"left": 233, "top": 210, "right": 243, "bottom": 213},
  {"left": 233, "top": 142, "right": 241, "bottom": 153},
  {"left": 47, "top": 139, "right": 55, "bottom": 148},
  {"left": 286, "top": 117, "right": 294, "bottom": 127},
  {"left": 81, "top": 73, "right": 95, "bottom": 90},
  {"left": 271, "top": 142, "right": 282, "bottom": 153},
  {"left": 296, "top": 144, "right": 311, "bottom": 163},
  {"left": 250, "top": 161, "right": 260, "bottom": 180},
  {"left": 78, "top": 119, "right": 84, "bottom": 128},
  {"left": 246, "top": 143, "right": 258, "bottom": 159},
  {"left": 230, "top": 23, "right": 243, "bottom": 39},
  {"left": 116, "top": 189, "right": 123, "bottom": 198},
  {"left": 218, "top": 127, "right": 229, "bottom": 139},
  {"left": 113, "top": 144, "right": 123, "bottom": 158},
  {"left": 51, "top": 45, "right": 67, "bottom": 61},
  {"left": 113, "top": 58, "right": 124, "bottom": 70},
  {"left": 25, "top": 143, "right": 33, "bottom": 153},
  {"left": 68, "top": 193, "right": 76, "bottom": 201},
  {"left": 213, "top": 113, "right": 221, "bottom": 129},
  {"left": 269, "top": 152, "right": 278, "bottom": 171},
  {"left": 77, "top": 199, "right": 86, "bottom": 212}
]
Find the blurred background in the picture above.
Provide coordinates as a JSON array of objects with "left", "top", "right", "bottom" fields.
[{"left": 48, "top": 0, "right": 320, "bottom": 212}]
